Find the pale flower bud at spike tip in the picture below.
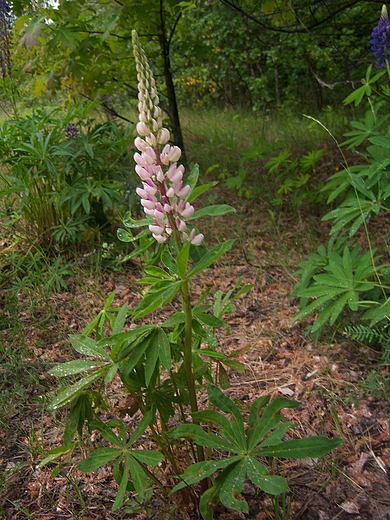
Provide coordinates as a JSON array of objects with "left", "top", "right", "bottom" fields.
[{"left": 133, "top": 30, "right": 206, "bottom": 247}]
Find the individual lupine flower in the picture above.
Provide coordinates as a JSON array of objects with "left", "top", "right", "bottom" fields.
[
  {"left": 371, "top": 5, "right": 390, "bottom": 67},
  {"left": 132, "top": 31, "right": 204, "bottom": 246},
  {"left": 65, "top": 123, "right": 79, "bottom": 140},
  {"left": 0, "top": 0, "right": 12, "bottom": 79}
]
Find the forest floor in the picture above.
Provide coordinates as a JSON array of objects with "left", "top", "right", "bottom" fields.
[{"left": 1, "top": 178, "right": 390, "bottom": 520}]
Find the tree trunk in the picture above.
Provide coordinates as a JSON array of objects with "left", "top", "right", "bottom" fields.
[{"left": 158, "top": 0, "right": 186, "bottom": 160}]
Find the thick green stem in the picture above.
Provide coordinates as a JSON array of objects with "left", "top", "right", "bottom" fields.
[{"left": 181, "top": 280, "right": 197, "bottom": 410}]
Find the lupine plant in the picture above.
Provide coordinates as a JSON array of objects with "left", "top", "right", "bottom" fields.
[
  {"left": 292, "top": 5, "right": 390, "bottom": 353},
  {"left": 43, "top": 31, "right": 342, "bottom": 518},
  {"left": 0, "top": 102, "right": 134, "bottom": 248}
]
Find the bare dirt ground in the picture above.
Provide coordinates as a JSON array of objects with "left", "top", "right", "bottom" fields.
[{"left": 1, "top": 194, "right": 390, "bottom": 520}]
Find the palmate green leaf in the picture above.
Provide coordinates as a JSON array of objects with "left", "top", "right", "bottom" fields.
[
  {"left": 157, "top": 327, "right": 171, "bottom": 370},
  {"left": 77, "top": 447, "right": 122, "bottom": 472},
  {"left": 187, "top": 240, "right": 235, "bottom": 278},
  {"left": 121, "top": 335, "right": 151, "bottom": 379},
  {"left": 291, "top": 293, "right": 341, "bottom": 325},
  {"left": 169, "top": 424, "right": 237, "bottom": 452},
  {"left": 323, "top": 199, "right": 380, "bottom": 237},
  {"left": 39, "top": 442, "right": 77, "bottom": 469},
  {"left": 248, "top": 397, "right": 299, "bottom": 452},
  {"left": 219, "top": 459, "right": 248, "bottom": 513},
  {"left": 222, "top": 355, "right": 247, "bottom": 374},
  {"left": 112, "top": 456, "right": 128, "bottom": 511},
  {"left": 193, "top": 311, "right": 225, "bottom": 328},
  {"left": 120, "top": 239, "right": 154, "bottom": 262},
  {"left": 192, "top": 409, "right": 239, "bottom": 447},
  {"left": 258, "top": 421, "right": 296, "bottom": 448},
  {"left": 64, "top": 396, "right": 83, "bottom": 446},
  {"left": 49, "top": 367, "right": 108, "bottom": 410},
  {"left": 188, "top": 204, "right": 236, "bottom": 220},
  {"left": 199, "top": 478, "right": 223, "bottom": 520},
  {"left": 160, "top": 312, "right": 185, "bottom": 328},
  {"left": 191, "top": 410, "right": 231, "bottom": 431},
  {"left": 187, "top": 163, "right": 199, "bottom": 191},
  {"left": 117, "top": 227, "right": 150, "bottom": 243},
  {"left": 113, "top": 303, "right": 127, "bottom": 335},
  {"left": 196, "top": 348, "right": 227, "bottom": 359},
  {"left": 50, "top": 360, "right": 107, "bottom": 377},
  {"left": 89, "top": 420, "right": 123, "bottom": 447},
  {"left": 122, "top": 212, "right": 154, "bottom": 228},
  {"left": 144, "top": 334, "right": 159, "bottom": 387},
  {"left": 127, "top": 453, "right": 148, "bottom": 500},
  {"left": 304, "top": 278, "right": 349, "bottom": 291},
  {"left": 188, "top": 181, "right": 218, "bottom": 203},
  {"left": 246, "top": 457, "right": 287, "bottom": 495},
  {"left": 364, "top": 298, "right": 390, "bottom": 326},
  {"left": 144, "top": 266, "right": 171, "bottom": 279},
  {"left": 130, "top": 450, "right": 163, "bottom": 466},
  {"left": 176, "top": 240, "right": 191, "bottom": 279},
  {"left": 171, "top": 456, "right": 242, "bottom": 493},
  {"left": 207, "top": 384, "right": 246, "bottom": 451},
  {"left": 256, "top": 436, "right": 342, "bottom": 459},
  {"left": 128, "top": 409, "right": 153, "bottom": 445},
  {"left": 162, "top": 250, "right": 180, "bottom": 277},
  {"left": 308, "top": 293, "right": 353, "bottom": 333},
  {"left": 70, "top": 334, "right": 111, "bottom": 361},
  {"left": 133, "top": 281, "right": 182, "bottom": 320},
  {"left": 115, "top": 325, "right": 156, "bottom": 362},
  {"left": 248, "top": 396, "right": 271, "bottom": 428},
  {"left": 348, "top": 173, "right": 376, "bottom": 200},
  {"left": 107, "top": 419, "right": 127, "bottom": 444},
  {"left": 369, "top": 135, "right": 390, "bottom": 149},
  {"left": 113, "top": 457, "right": 136, "bottom": 492}
]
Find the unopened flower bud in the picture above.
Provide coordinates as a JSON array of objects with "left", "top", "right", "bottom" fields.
[
  {"left": 158, "top": 128, "right": 170, "bottom": 145},
  {"left": 143, "top": 207, "right": 155, "bottom": 217},
  {"left": 146, "top": 133, "right": 157, "bottom": 147},
  {"left": 177, "top": 184, "right": 191, "bottom": 198},
  {"left": 176, "top": 217, "right": 187, "bottom": 232},
  {"left": 191, "top": 233, "right": 204, "bottom": 246},
  {"left": 136, "top": 121, "right": 149, "bottom": 136},
  {"left": 135, "top": 164, "right": 151, "bottom": 180},
  {"left": 149, "top": 224, "right": 164, "bottom": 235},
  {"left": 156, "top": 166, "right": 165, "bottom": 183},
  {"left": 168, "top": 146, "right": 181, "bottom": 162},
  {"left": 134, "top": 152, "right": 146, "bottom": 167},
  {"left": 134, "top": 137, "right": 147, "bottom": 152},
  {"left": 141, "top": 198, "right": 156, "bottom": 210},
  {"left": 180, "top": 202, "right": 195, "bottom": 218},
  {"left": 153, "top": 233, "right": 167, "bottom": 243}
]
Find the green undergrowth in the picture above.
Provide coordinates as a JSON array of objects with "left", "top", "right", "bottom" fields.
[{"left": 181, "top": 106, "right": 348, "bottom": 176}]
